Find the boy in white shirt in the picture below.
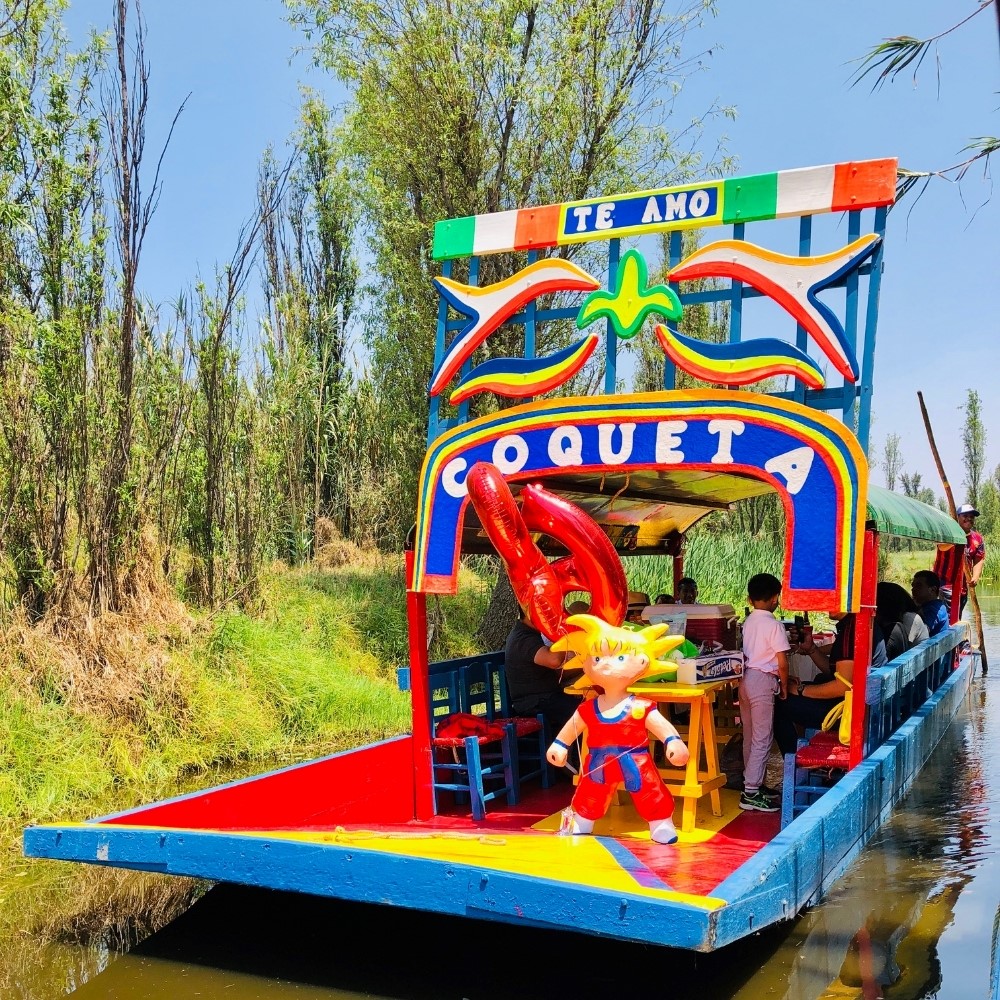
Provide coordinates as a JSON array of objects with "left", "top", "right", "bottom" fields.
[{"left": 738, "top": 573, "right": 790, "bottom": 812}]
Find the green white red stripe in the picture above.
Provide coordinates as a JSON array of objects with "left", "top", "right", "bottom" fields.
[{"left": 432, "top": 158, "right": 897, "bottom": 261}]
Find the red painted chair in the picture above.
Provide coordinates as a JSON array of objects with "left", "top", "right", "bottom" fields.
[{"left": 780, "top": 731, "right": 849, "bottom": 828}]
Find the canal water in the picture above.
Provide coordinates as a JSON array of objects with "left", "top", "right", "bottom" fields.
[{"left": 19, "top": 604, "right": 1000, "bottom": 999}]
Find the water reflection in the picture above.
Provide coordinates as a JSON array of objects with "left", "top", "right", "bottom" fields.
[
  {"left": 34, "top": 614, "right": 1000, "bottom": 998},
  {"left": 736, "top": 680, "right": 995, "bottom": 1000}
]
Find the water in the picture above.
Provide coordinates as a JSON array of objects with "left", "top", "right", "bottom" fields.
[{"left": 16, "top": 605, "right": 1000, "bottom": 998}]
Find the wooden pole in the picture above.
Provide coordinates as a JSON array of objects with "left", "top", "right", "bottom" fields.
[{"left": 917, "top": 391, "right": 988, "bottom": 674}]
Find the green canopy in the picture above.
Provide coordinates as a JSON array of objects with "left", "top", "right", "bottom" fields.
[{"left": 865, "top": 484, "right": 966, "bottom": 544}]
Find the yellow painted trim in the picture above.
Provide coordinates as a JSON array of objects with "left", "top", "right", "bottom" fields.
[{"left": 65, "top": 820, "right": 727, "bottom": 911}]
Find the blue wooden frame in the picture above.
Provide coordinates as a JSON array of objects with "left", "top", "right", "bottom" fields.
[{"left": 430, "top": 208, "right": 888, "bottom": 456}]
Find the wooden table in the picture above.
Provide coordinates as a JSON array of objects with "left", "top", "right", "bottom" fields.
[{"left": 627, "top": 678, "right": 735, "bottom": 833}]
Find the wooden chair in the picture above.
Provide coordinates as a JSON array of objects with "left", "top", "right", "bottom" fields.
[
  {"left": 402, "top": 654, "right": 553, "bottom": 819},
  {"left": 780, "top": 731, "right": 849, "bottom": 828},
  {"left": 429, "top": 664, "right": 518, "bottom": 820},
  {"left": 460, "top": 656, "right": 551, "bottom": 793}
]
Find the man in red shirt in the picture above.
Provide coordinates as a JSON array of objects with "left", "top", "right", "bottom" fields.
[{"left": 933, "top": 503, "right": 986, "bottom": 616}]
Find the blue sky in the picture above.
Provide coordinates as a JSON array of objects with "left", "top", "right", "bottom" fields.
[{"left": 65, "top": 0, "right": 997, "bottom": 498}]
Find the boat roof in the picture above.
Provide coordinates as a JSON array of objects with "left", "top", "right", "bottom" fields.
[
  {"left": 865, "top": 484, "right": 965, "bottom": 545},
  {"left": 453, "top": 474, "right": 965, "bottom": 556},
  {"left": 455, "top": 465, "right": 772, "bottom": 557}
]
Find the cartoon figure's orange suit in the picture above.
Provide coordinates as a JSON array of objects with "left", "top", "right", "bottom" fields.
[{"left": 571, "top": 696, "right": 675, "bottom": 823}]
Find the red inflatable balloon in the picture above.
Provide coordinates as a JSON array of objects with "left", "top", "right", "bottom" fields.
[
  {"left": 519, "top": 483, "right": 628, "bottom": 627},
  {"left": 466, "top": 464, "right": 561, "bottom": 637},
  {"left": 465, "top": 462, "right": 628, "bottom": 640}
]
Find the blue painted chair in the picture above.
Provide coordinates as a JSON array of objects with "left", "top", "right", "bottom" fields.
[
  {"left": 422, "top": 654, "right": 554, "bottom": 819},
  {"left": 780, "top": 729, "right": 849, "bottom": 828},
  {"left": 428, "top": 664, "right": 519, "bottom": 820},
  {"left": 462, "top": 656, "right": 552, "bottom": 793},
  {"left": 399, "top": 655, "right": 553, "bottom": 819}
]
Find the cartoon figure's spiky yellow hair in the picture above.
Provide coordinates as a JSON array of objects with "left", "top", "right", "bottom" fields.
[{"left": 552, "top": 613, "right": 685, "bottom": 674}]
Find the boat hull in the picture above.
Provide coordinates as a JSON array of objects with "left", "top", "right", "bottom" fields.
[{"left": 23, "top": 657, "right": 971, "bottom": 952}]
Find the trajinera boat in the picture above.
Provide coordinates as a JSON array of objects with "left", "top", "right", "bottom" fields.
[{"left": 24, "top": 157, "right": 974, "bottom": 953}]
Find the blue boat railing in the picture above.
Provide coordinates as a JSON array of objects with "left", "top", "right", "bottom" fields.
[
  {"left": 864, "top": 623, "right": 968, "bottom": 755},
  {"left": 782, "top": 623, "right": 968, "bottom": 827}
]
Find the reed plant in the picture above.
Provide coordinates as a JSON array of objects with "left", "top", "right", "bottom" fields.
[
  {"left": 977, "top": 535, "right": 1000, "bottom": 587},
  {"left": 0, "top": 547, "right": 493, "bottom": 993},
  {"left": 882, "top": 538, "right": 1000, "bottom": 590},
  {"left": 625, "top": 530, "right": 784, "bottom": 610}
]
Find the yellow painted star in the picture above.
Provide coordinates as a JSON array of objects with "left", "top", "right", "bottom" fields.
[{"left": 576, "top": 249, "right": 683, "bottom": 340}]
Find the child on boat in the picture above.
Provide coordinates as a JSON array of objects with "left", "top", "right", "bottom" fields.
[{"left": 739, "top": 573, "right": 790, "bottom": 812}]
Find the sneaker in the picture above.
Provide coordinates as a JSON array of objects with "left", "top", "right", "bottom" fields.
[
  {"left": 759, "top": 784, "right": 781, "bottom": 802},
  {"left": 739, "top": 789, "right": 779, "bottom": 813}
]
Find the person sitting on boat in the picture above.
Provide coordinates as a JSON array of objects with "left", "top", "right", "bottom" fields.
[
  {"left": 911, "top": 571, "right": 950, "bottom": 637},
  {"left": 775, "top": 612, "right": 887, "bottom": 755},
  {"left": 545, "top": 614, "right": 689, "bottom": 844},
  {"left": 503, "top": 606, "right": 585, "bottom": 759},
  {"left": 654, "top": 593, "right": 675, "bottom": 605},
  {"left": 738, "top": 573, "right": 790, "bottom": 812},
  {"left": 876, "top": 582, "right": 929, "bottom": 660},
  {"left": 676, "top": 577, "right": 699, "bottom": 605},
  {"left": 625, "top": 590, "right": 650, "bottom": 623}
]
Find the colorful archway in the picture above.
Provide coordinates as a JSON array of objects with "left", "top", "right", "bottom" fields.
[{"left": 413, "top": 391, "right": 868, "bottom": 611}]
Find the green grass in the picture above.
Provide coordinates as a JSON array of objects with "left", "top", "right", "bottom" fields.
[
  {"left": 0, "top": 558, "right": 486, "bottom": 849},
  {"left": 1, "top": 554, "right": 494, "bottom": 993},
  {"left": 978, "top": 534, "right": 1000, "bottom": 586},
  {"left": 0, "top": 696, "right": 113, "bottom": 821},
  {"left": 1, "top": 558, "right": 495, "bottom": 836},
  {"left": 881, "top": 545, "right": 938, "bottom": 587}
]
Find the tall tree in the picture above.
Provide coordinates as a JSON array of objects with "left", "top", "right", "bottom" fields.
[
  {"left": 900, "top": 470, "right": 929, "bottom": 504},
  {"left": 261, "top": 97, "right": 359, "bottom": 555},
  {"left": 961, "top": 388, "right": 985, "bottom": 507},
  {"left": 88, "top": 0, "right": 183, "bottom": 612},
  {"left": 977, "top": 479, "right": 998, "bottom": 536},
  {"left": 0, "top": 0, "right": 106, "bottom": 617},
  {"left": 187, "top": 165, "right": 288, "bottom": 606},
  {"left": 882, "top": 432, "right": 903, "bottom": 492},
  {"left": 286, "top": 0, "right": 733, "bottom": 543}
]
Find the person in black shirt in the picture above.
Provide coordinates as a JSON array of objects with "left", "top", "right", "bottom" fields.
[{"left": 503, "top": 609, "right": 583, "bottom": 739}]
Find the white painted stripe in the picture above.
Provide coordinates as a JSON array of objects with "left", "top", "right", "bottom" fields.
[
  {"left": 775, "top": 164, "right": 836, "bottom": 217},
  {"left": 472, "top": 210, "right": 519, "bottom": 255}
]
